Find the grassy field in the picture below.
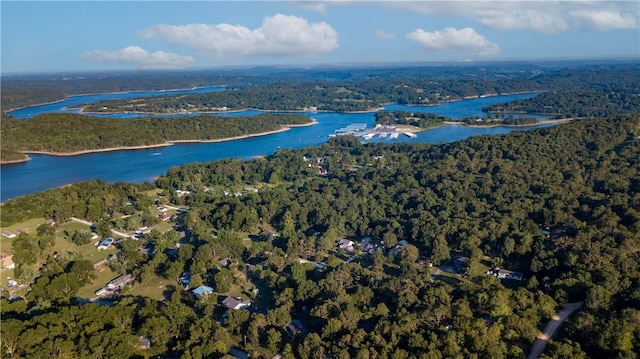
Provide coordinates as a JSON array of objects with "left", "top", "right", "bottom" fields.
[
  {"left": 126, "top": 275, "right": 177, "bottom": 301},
  {"left": 53, "top": 222, "right": 115, "bottom": 263},
  {"left": 77, "top": 266, "right": 119, "bottom": 298},
  {"left": 0, "top": 217, "right": 48, "bottom": 249}
]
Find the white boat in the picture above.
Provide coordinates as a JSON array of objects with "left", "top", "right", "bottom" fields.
[
  {"left": 404, "top": 132, "right": 417, "bottom": 138},
  {"left": 390, "top": 132, "right": 399, "bottom": 139},
  {"left": 379, "top": 133, "right": 388, "bottom": 139},
  {"left": 362, "top": 133, "right": 375, "bottom": 140}
]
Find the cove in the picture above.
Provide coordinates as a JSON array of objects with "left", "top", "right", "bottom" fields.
[{"left": 1, "top": 92, "right": 551, "bottom": 201}]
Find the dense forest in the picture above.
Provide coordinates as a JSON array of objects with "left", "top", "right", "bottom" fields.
[
  {"left": 73, "top": 64, "right": 640, "bottom": 114},
  {"left": 0, "top": 113, "right": 312, "bottom": 162},
  {"left": 2, "top": 114, "right": 639, "bottom": 358},
  {"left": 4, "top": 61, "right": 637, "bottom": 114},
  {"left": 483, "top": 89, "right": 640, "bottom": 118}
]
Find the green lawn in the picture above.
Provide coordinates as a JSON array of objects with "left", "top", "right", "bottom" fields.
[
  {"left": 0, "top": 217, "right": 48, "bottom": 249},
  {"left": 126, "top": 275, "right": 177, "bottom": 301},
  {"left": 0, "top": 267, "right": 16, "bottom": 288},
  {"left": 77, "top": 267, "right": 118, "bottom": 298}
]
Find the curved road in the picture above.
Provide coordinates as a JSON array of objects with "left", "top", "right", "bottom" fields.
[
  {"left": 70, "top": 217, "right": 132, "bottom": 238},
  {"left": 527, "top": 301, "right": 583, "bottom": 359}
]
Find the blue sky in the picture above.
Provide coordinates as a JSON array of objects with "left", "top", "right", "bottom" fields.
[{"left": 2, "top": 1, "right": 639, "bottom": 74}]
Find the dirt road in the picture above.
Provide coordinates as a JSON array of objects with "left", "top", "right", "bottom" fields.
[{"left": 527, "top": 301, "right": 583, "bottom": 359}]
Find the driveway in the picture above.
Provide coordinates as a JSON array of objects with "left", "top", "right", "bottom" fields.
[{"left": 527, "top": 301, "right": 583, "bottom": 359}]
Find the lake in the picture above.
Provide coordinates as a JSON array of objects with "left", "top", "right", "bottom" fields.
[{"left": 1, "top": 90, "right": 552, "bottom": 201}]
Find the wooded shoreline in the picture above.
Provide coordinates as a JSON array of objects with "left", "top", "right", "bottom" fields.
[{"left": 0, "top": 120, "right": 318, "bottom": 165}]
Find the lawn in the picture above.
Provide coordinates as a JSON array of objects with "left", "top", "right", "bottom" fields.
[
  {"left": 126, "top": 274, "right": 177, "bottom": 301},
  {"left": 52, "top": 233, "right": 115, "bottom": 264},
  {"left": 0, "top": 217, "right": 48, "bottom": 249},
  {"left": 77, "top": 266, "right": 119, "bottom": 298}
]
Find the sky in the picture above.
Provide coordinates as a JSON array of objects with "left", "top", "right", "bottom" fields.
[{"left": 1, "top": 1, "right": 639, "bottom": 74}]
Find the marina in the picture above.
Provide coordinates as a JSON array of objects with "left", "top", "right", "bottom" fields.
[{"left": 332, "top": 123, "right": 416, "bottom": 141}]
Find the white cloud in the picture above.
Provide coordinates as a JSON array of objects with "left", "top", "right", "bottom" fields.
[
  {"left": 570, "top": 8, "right": 638, "bottom": 30},
  {"left": 385, "top": 1, "right": 639, "bottom": 33},
  {"left": 407, "top": 27, "right": 500, "bottom": 57},
  {"left": 388, "top": 2, "right": 568, "bottom": 33},
  {"left": 79, "top": 46, "right": 195, "bottom": 69},
  {"left": 294, "top": 1, "right": 328, "bottom": 14},
  {"left": 138, "top": 14, "right": 339, "bottom": 59},
  {"left": 376, "top": 30, "right": 396, "bottom": 40}
]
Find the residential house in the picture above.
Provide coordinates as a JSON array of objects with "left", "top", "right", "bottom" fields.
[
  {"left": 337, "top": 238, "right": 355, "bottom": 252},
  {"left": 486, "top": 267, "right": 524, "bottom": 280},
  {"left": 284, "top": 319, "right": 309, "bottom": 338},
  {"left": 192, "top": 285, "right": 214, "bottom": 297},
  {"left": 1, "top": 231, "right": 16, "bottom": 239},
  {"left": 159, "top": 212, "right": 175, "bottom": 221},
  {"left": 107, "top": 274, "right": 133, "bottom": 290},
  {"left": 1, "top": 254, "right": 15, "bottom": 270},
  {"left": 222, "top": 296, "right": 251, "bottom": 310}
]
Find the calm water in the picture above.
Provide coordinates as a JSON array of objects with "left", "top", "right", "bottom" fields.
[{"left": 1, "top": 90, "right": 550, "bottom": 201}]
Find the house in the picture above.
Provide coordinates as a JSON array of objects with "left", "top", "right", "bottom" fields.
[
  {"left": 159, "top": 212, "right": 174, "bottom": 221},
  {"left": 1, "top": 231, "right": 16, "bottom": 239},
  {"left": 107, "top": 273, "right": 133, "bottom": 290},
  {"left": 337, "top": 238, "right": 355, "bottom": 252},
  {"left": 487, "top": 267, "right": 524, "bottom": 280},
  {"left": 1, "top": 254, "right": 15, "bottom": 270},
  {"left": 192, "top": 285, "right": 214, "bottom": 297},
  {"left": 284, "top": 319, "right": 309, "bottom": 338},
  {"left": 97, "top": 237, "right": 114, "bottom": 250},
  {"left": 222, "top": 296, "right": 251, "bottom": 310}
]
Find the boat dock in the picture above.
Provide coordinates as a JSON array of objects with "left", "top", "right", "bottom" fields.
[{"left": 331, "top": 123, "right": 368, "bottom": 137}]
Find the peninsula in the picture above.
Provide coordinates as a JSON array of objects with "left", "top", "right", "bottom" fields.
[{"left": 0, "top": 113, "right": 315, "bottom": 164}]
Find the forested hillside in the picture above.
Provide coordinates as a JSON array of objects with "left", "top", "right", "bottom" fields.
[
  {"left": 2, "top": 115, "right": 638, "bottom": 358},
  {"left": 483, "top": 89, "right": 640, "bottom": 118},
  {"left": 0, "top": 113, "right": 312, "bottom": 162},
  {"left": 75, "top": 64, "right": 640, "bottom": 114}
]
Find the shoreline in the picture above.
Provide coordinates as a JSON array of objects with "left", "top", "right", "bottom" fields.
[
  {"left": 4, "top": 86, "right": 227, "bottom": 114},
  {"left": 0, "top": 120, "right": 317, "bottom": 164},
  {"left": 77, "top": 106, "right": 386, "bottom": 116},
  {"left": 462, "top": 118, "right": 573, "bottom": 128},
  {"left": 9, "top": 87, "right": 539, "bottom": 118}
]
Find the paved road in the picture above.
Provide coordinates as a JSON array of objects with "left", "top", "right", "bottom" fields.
[
  {"left": 70, "top": 217, "right": 132, "bottom": 238},
  {"left": 527, "top": 301, "right": 583, "bottom": 359}
]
